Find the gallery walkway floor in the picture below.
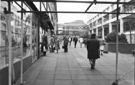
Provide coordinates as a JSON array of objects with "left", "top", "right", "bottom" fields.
[{"left": 16, "top": 44, "right": 134, "bottom": 85}]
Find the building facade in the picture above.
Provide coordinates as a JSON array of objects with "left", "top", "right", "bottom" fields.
[
  {"left": 87, "top": 0, "right": 135, "bottom": 43},
  {"left": 0, "top": 1, "right": 58, "bottom": 85},
  {"left": 45, "top": 2, "right": 58, "bottom": 36},
  {"left": 57, "top": 20, "right": 89, "bottom": 36},
  {"left": 0, "top": 1, "right": 58, "bottom": 66}
]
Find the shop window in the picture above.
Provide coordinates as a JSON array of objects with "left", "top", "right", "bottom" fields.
[
  {"left": 0, "top": 12, "right": 9, "bottom": 67},
  {"left": 0, "top": 5, "right": 33, "bottom": 68}
]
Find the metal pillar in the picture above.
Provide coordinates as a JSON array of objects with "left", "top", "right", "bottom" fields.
[
  {"left": 20, "top": 1, "right": 24, "bottom": 85},
  {"left": 129, "top": 24, "right": 132, "bottom": 44},
  {"left": 102, "top": 26, "right": 105, "bottom": 40},
  {"left": 109, "top": 22, "right": 112, "bottom": 33},
  {"left": 96, "top": 28, "right": 98, "bottom": 37},
  {"left": 115, "top": 0, "right": 120, "bottom": 84},
  {"left": 134, "top": 44, "right": 135, "bottom": 85},
  {"left": 30, "top": 13, "right": 32, "bottom": 57},
  {"left": 37, "top": 1, "right": 41, "bottom": 59},
  {"left": 6, "top": 1, "right": 12, "bottom": 85},
  {"left": 111, "top": 1, "right": 119, "bottom": 85},
  {"left": 36, "top": 18, "right": 40, "bottom": 59},
  {"left": 120, "top": 19, "right": 124, "bottom": 34}
]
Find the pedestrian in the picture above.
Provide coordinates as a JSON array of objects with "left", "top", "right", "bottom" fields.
[
  {"left": 99, "top": 38, "right": 105, "bottom": 56},
  {"left": 49, "top": 36, "right": 55, "bottom": 53},
  {"left": 79, "top": 37, "right": 83, "bottom": 48},
  {"left": 86, "top": 34, "right": 100, "bottom": 69},
  {"left": 55, "top": 36, "right": 60, "bottom": 53},
  {"left": 41, "top": 34, "right": 48, "bottom": 56},
  {"left": 68, "top": 36, "right": 72, "bottom": 47},
  {"left": 73, "top": 36, "right": 78, "bottom": 48},
  {"left": 63, "top": 36, "right": 68, "bottom": 52}
]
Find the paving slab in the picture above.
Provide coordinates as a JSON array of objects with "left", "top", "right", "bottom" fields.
[{"left": 16, "top": 43, "right": 134, "bottom": 85}]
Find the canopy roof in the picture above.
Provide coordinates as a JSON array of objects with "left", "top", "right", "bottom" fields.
[
  {"left": 2, "top": 0, "right": 135, "bottom": 14},
  {"left": 2, "top": 0, "right": 135, "bottom": 3},
  {"left": 1, "top": 0, "right": 135, "bottom": 29}
]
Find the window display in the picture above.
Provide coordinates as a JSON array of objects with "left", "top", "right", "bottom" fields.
[
  {"left": 0, "top": 3, "right": 37, "bottom": 68},
  {"left": 0, "top": 12, "right": 8, "bottom": 67},
  {"left": 32, "top": 22, "right": 38, "bottom": 62}
]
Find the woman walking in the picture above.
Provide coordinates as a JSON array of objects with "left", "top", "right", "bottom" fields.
[
  {"left": 63, "top": 36, "right": 68, "bottom": 52},
  {"left": 55, "top": 36, "right": 60, "bottom": 53}
]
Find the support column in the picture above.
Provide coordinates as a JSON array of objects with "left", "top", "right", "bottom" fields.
[
  {"left": 6, "top": 2, "right": 13, "bottom": 85},
  {"left": 20, "top": 2, "right": 24, "bottom": 84},
  {"left": 96, "top": 28, "right": 98, "bottom": 37},
  {"left": 37, "top": 19, "right": 40, "bottom": 59},
  {"left": 120, "top": 19, "right": 124, "bottom": 34},
  {"left": 30, "top": 14, "right": 32, "bottom": 56},
  {"left": 109, "top": 12, "right": 112, "bottom": 20},
  {"left": 89, "top": 30, "right": 91, "bottom": 35},
  {"left": 92, "top": 29, "right": 94, "bottom": 34},
  {"left": 7, "top": 14, "right": 13, "bottom": 85},
  {"left": 37, "top": 1, "right": 41, "bottom": 59},
  {"left": 109, "top": 22, "right": 112, "bottom": 33},
  {"left": 102, "top": 26, "right": 105, "bottom": 40}
]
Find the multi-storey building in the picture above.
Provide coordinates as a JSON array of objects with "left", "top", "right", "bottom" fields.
[
  {"left": 87, "top": 0, "right": 135, "bottom": 43},
  {"left": 57, "top": 20, "right": 89, "bottom": 36}
]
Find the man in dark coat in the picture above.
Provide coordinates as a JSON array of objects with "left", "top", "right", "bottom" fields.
[
  {"left": 73, "top": 36, "right": 78, "bottom": 48},
  {"left": 87, "top": 34, "right": 100, "bottom": 69}
]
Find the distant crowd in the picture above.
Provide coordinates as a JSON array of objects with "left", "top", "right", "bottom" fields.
[{"left": 40, "top": 34, "right": 106, "bottom": 69}]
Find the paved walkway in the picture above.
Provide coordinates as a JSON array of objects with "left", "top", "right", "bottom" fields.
[{"left": 17, "top": 43, "right": 134, "bottom": 85}]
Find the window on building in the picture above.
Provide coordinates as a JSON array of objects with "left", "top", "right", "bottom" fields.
[
  {"left": 124, "top": 19, "right": 135, "bottom": 32},
  {"left": 104, "top": 27, "right": 109, "bottom": 36},
  {"left": 112, "top": 24, "right": 120, "bottom": 32},
  {"left": 104, "top": 14, "right": 109, "bottom": 22},
  {"left": 123, "top": 4, "right": 135, "bottom": 13}
]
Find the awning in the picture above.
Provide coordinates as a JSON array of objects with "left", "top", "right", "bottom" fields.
[
  {"left": 40, "top": 13, "right": 54, "bottom": 30},
  {"left": 46, "top": 21, "right": 54, "bottom": 30},
  {"left": 25, "top": 1, "right": 54, "bottom": 30}
]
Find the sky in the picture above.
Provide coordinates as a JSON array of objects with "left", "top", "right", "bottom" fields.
[
  {"left": 32, "top": 0, "right": 119, "bottom": 24},
  {"left": 57, "top": 3, "right": 89, "bottom": 24},
  {"left": 15, "top": 0, "right": 120, "bottom": 24},
  {"left": 11, "top": 0, "right": 129, "bottom": 24},
  {"left": 56, "top": 0, "right": 117, "bottom": 24}
]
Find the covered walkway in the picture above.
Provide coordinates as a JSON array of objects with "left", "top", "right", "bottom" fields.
[
  {"left": 16, "top": 44, "right": 134, "bottom": 85},
  {"left": 0, "top": 1, "right": 135, "bottom": 85}
]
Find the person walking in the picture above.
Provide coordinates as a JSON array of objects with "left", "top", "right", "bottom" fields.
[
  {"left": 63, "top": 36, "right": 68, "bottom": 52},
  {"left": 49, "top": 36, "right": 55, "bottom": 53},
  {"left": 41, "top": 34, "right": 48, "bottom": 56},
  {"left": 99, "top": 38, "right": 105, "bottom": 56},
  {"left": 79, "top": 37, "right": 83, "bottom": 48},
  {"left": 73, "top": 36, "right": 78, "bottom": 48},
  {"left": 68, "top": 36, "right": 72, "bottom": 47},
  {"left": 55, "top": 36, "right": 60, "bottom": 53},
  {"left": 86, "top": 34, "right": 100, "bottom": 69}
]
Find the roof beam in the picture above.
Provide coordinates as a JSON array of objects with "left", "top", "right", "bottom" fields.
[
  {"left": 1, "top": 0, "right": 135, "bottom": 5},
  {"left": 17, "top": 10, "right": 135, "bottom": 14},
  {"left": 85, "top": 3, "right": 93, "bottom": 12},
  {"left": 14, "top": 1, "right": 26, "bottom": 11}
]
